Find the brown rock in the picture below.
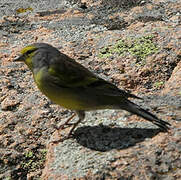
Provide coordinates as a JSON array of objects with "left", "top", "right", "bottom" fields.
[{"left": 162, "top": 61, "right": 181, "bottom": 96}]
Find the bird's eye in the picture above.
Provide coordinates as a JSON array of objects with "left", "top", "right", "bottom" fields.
[{"left": 25, "top": 48, "right": 37, "bottom": 56}]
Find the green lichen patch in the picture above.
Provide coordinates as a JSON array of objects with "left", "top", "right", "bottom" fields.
[
  {"left": 153, "top": 81, "right": 165, "bottom": 89},
  {"left": 113, "top": 39, "right": 128, "bottom": 55},
  {"left": 128, "top": 35, "right": 159, "bottom": 62},
  {"left": 20, "top": 149, "right": 47, "bottom": 173},
  {"left": 99, "top": 35, "right": 159, "bottom": 62},
  {"left": 99, "top": 46, "right": 113, "bottom": 58}
]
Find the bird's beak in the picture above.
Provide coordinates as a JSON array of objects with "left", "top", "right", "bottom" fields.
[{"left": 14, "top": 54, "right": 25, "bottom": 62}]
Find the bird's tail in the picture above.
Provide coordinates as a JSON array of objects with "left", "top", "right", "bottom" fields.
[{"left": 120, "top": 100, "right": 171, "bottom": 131}]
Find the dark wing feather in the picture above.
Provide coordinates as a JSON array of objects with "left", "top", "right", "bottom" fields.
[{"left": 48, "top": 52, "right": 141, "bottom": 99}]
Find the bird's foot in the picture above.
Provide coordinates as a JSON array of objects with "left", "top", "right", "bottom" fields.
[
  {"left": 51, "top": 132, "right": 74, "bottom": 143},
  {"left": 53, "top": 113, "right": 76, "bottom": 131},
  {"left": 51, "top": 113, "right": 82, "bottom": 143}
]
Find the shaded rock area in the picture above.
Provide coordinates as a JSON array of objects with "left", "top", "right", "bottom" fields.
[{"left": 0, "top": 0, "right": 180, "bottom": 179}]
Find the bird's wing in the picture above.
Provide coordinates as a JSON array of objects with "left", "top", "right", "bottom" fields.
[
  {"left": 48, "top": 53, "right": 99, "bottom": 87},
  {"left": 48, "top": 53, "right": 141, "bottom": 99},
  {"left": 85, "top": 78, "right": 142, "bottom": 99}
]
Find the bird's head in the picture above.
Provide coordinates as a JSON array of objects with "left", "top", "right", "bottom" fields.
[
  {"left": 14, "top": 45, "right": 38, "bottom": 71},
  {"left": 14, "top": 43, "right": 59, "bottom": 72}
]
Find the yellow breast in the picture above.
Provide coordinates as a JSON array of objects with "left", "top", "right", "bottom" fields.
[{"left": 33, "top": 69, "right": 86, "bottom": 110}]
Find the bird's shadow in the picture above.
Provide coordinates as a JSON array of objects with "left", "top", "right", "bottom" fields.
[{"left": 73, "top": 125, "right": 161, "bottom": 152}]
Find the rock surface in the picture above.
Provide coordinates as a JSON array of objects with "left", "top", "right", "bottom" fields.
[{"left": 0, "top": 0, "right": 181, "bottom": 179}]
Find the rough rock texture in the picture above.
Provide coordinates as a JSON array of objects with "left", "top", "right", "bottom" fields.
[
  {"left": 0, "top": 0, "right": 181, "bottom": 179},
  {"left": 162, "top": 61, "right": 181, "bottom": 96}
]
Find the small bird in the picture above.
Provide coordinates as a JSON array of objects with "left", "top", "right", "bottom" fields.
[{"left": 14, "top": 43, "right": 170, "bottom": 139}]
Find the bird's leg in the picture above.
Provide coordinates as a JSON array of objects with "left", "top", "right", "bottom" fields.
[
  {"left": 68, "top": 110, "right": 85, "bottom": 137},
  {"left": 54, "top": 113, "right": 76, "bottom": 130},
  {"left": 52, "top": 110, "right": 85, "bottom": 143}
]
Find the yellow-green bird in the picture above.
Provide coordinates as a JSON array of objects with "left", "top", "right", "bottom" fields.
[{"left": 14, "top": 43, "right": 170, "bottom": 138}]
